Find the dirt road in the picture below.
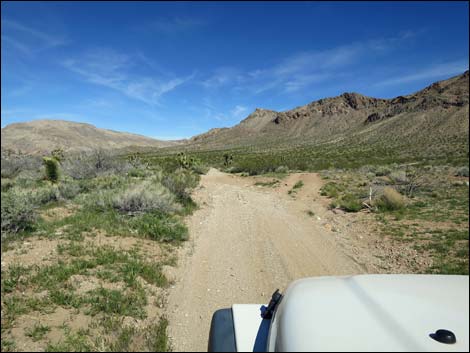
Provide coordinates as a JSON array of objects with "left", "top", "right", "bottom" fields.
[{"left": 166, "top": 169, "right": 365, "bottom": 351}]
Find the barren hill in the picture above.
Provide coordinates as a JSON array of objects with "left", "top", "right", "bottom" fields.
[
  {"left": 187, "top": 71, "right": 469, "bottom": 151},
  {"left": 1, "top": 120, "right": 178, "bottom": 154}
]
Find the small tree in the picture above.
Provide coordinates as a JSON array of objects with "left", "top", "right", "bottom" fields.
[{"left": 43, "top": 157, "right": 60, "bottom": 183}]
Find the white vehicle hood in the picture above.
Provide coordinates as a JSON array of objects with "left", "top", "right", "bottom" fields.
[{"left": 232, "top": 275, "right": 469, "bottom": 352}]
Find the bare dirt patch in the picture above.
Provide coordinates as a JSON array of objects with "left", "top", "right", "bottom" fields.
[{"left": 1, "top": 238, "right": 60, "bottom": 269}]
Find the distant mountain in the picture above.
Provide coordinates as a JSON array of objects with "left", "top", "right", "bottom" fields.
[
  {"left": 187, "top": 71, "right": 469, "bottom": 151},
  {"left": 1, "top": 120, "right": 178, "bottom": 154}
]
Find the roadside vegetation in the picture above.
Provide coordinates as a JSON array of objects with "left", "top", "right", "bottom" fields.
[
  {"left": 140, "top": 140, "right": 468, "bottom": 275},
  {"left": 1, "top": 149, "right": 205, "bottom": 352},
  {"left": 319, "top": 164, "right": 469, "bottom": 274}
]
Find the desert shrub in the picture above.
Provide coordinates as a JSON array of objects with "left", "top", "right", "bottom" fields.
[
  {"left": 375, "top": 187, "right": 406, "bottom": 211},
  {"left": 131, "top": 212, "right": 188, "bottom": 242},
  {"left": 1, "top": 190, "right": 37, "bottom": 237},
  {"left": 58, "top": 181, "right": 82, "bottom": 200},
  {"left": 62, "top": 154, "right": 97, "bottom": 179},
  {"left": 275, "top": 166, "right": 289, "bottom": 173},
  {"left": 43, "top": 157, "right": 60, "bottom": 182},
  {"left": 375, "top": 166, "right": 391, "bottom": 176},
  {"left": 455, "top": 166, "right": 469, "bottom": 177},
  {"left": 389, "top": 170, "right": 408, "bottom": 184},
  {"left": 112, "top": 182, "right": 179, "bottom": 214},
  {"left": 191, "top": 162, "right": 209, "bottom": 175},
  {"left": 337, "top": 193, "right": 362, "bottom": 212},
  {"left": 162, "top": 168, "right": 199, "bottom": 201},
  {"left": 63, "top": 150, "right": 132, "bottom": 180},
  {"left": 293, "top": 181, "right": 304, "bottom": 189},
  {"left": 320, "top": 182, "right": 345, "bottom": 198},
  {"left": 35, "top": 185, "right": 61, "bottom": 204}
]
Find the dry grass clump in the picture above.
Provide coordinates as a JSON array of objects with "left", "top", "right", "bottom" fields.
[{"left": 375, "top": 186, "right": 406, "bottom": 211}]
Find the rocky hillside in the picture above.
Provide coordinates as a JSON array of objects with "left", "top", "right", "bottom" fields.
[
  {"left": 187, "top": 71, "right": 469, "bottom": 151},
  {"left": 1, "top": 120, "right": 178, "bottom": 154}
]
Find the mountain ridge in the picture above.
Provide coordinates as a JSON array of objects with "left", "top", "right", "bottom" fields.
[
  {"left": 185, "top": 71, "right": 469, "bottom": 150},
  {"left": 2, "top": 71, "right": 468, "bottom": 155},
  {"left": 1, "top": 119, "right": 179, "bottom": 154}
]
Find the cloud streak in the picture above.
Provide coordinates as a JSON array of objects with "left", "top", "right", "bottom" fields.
[
  {"left": 2, "top": 19, "right": 67, "bottom": 54},
  {"left": 202, "top": 32, "right": 423, "bottom": 95},
  {"left": 63, "top": 49, "right": 194, "bottom": 105},
  {"left": 375, "top": 60, "right": 469, "bottom": 87}
]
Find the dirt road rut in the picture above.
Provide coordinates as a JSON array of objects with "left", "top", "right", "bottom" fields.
[{"left": 166, "top": 169, "right": 364, "bottom": 351}]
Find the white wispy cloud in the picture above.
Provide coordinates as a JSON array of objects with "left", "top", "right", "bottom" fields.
[
  {"left": 201, "top": 103, "right": 250, "bottom": 123},
  {"left": 2, "top": 19, "right": 67, "bottom": 54},
  {"left": 375, "top": 60, "right": 469, "bottom": 87},
  {"left": 230, "top": 105, "right": 248, "bottom": 118},
  {"left": 202, "top": 67, "right": 243, "bottom": 89},
  {"left": 63, "top": 49, "right": 194, "bottom": 105},
  {"left": 202, "top": 33, "right": 422, "bottom": 95}
]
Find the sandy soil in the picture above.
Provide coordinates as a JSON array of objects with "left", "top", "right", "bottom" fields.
[{"left": 166, "top": 169, "right": 367, "bottom": 351}]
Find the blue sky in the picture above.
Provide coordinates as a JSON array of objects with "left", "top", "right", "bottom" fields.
[{"left": 1, "top": 1, "right": 469, "bottom": 140}]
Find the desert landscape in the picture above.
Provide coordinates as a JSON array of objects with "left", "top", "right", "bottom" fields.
[
  {"left": 2, "top": 71, "right": 469, "bottom": 351},
  {"left": 1, "top": 2, "right": 469, "bottom": 352}
]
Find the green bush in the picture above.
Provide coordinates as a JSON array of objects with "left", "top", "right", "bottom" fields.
[
  {"left": 1, "top": 190, "right": 37, "bottom": 237},
  {"left": 375, "top": 187, "right": 406, "bottom": 211},
  {"left": 320, "top": 182, "right": 345, "bottom": 198},
  {"left": 162, "top": 168, "right": 199, "bottom": 201},
  {"left": 337, "top": 194, "right": 362, "bottom": 212},
  {"left": 43, "top": 157, "right": 60, "bottom": 182}
]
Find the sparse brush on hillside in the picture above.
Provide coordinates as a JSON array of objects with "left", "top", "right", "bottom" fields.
[{"left": 1, "top": 151, "right": 43, "bottom": 179}]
